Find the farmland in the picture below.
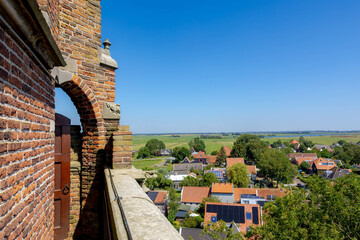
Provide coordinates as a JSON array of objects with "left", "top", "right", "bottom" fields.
[{"left": 133, "top": 132, "right": 360, "bottom": 153}]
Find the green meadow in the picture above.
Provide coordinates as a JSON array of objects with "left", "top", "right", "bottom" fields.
[
  {"left": 133, "top": 132, "right": 360, "bottom": 153},
  {"left": 131, "top": 132, "right": 360, "bottom": 170}
]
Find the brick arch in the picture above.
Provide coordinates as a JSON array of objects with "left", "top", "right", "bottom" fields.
[{"left": 55, "top": 74, "right": 102, "bottom": 134}]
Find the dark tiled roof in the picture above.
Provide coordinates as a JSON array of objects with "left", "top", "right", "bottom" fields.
[{"left": 180, "top": 228, "right": 216, "bottom": 240}]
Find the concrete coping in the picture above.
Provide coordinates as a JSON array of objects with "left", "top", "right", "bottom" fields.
[{"left": 105, "top": 168, "right": 183, "bottom": 240}]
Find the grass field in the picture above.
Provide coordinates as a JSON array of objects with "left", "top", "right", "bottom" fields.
[
  {"left": 133, "top": 133, "right": 360, "bottom": 153},
  {"left": 131, "top": 132, "right": 360, "bottom": 170}
]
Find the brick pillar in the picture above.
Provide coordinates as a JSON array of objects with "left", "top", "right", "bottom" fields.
[
  {"left": 68, "top": 125, "right": 82, "bottom": 239},
  {"left": 112, "top": 126, "right": 132, "bottom": 169}
]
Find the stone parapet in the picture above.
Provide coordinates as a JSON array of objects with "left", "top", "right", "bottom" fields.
[{"left": 104, "top": 168, "right": 183, "bottom": 240}]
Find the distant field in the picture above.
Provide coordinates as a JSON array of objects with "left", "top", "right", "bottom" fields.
[{"left": 133, "top": 133, "right": 360, "bottom": 153}]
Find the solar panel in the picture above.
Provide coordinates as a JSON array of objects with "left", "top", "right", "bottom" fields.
[
  {"left": 207, "top": 204, "right": 246, "bottom": 223},
  {"left": 252, "top": 207, "right": 259, "bottom": 224}
]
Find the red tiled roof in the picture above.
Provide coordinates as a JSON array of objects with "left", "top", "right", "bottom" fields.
[
  {"left": 290, "top": 139, "right": 299, "bottom": 145},
  {"left": 247, "top": 165, "right": 256, "bottom": 174},
  {"left": 226, "top": 158, "right": 245, "bottom": 167},
  {"left": 257, "top": 188, "right": 286, "bottom": 199},
  {"left": 223, "top": 146, "right": 231, "bottom": 156},
  {"left": 181, "top": 187, "right": 211, "bottom": 203},
  {"left": 211, "top": 183, "right": 233, "bottom": 194},
  {"left": 154, "top": 191, "right": 168, "bottom": 204},
  {"left": 233, "top": 188, "right": 257, "bottom": 202},
  {"left": 206, "top": 155, "right": 217, "bottom": 164},
  {"left": 194, "top": 151, "right": 206, "bottom": 159},
  {"left": 313, "top": 158, "right": 336, "bottom": 171},
  {"left": 294, "top": 157, "right": 315, "bottom": 166},
  {"left": 288, "top": 153, "right": 317, "bottom": 159}
]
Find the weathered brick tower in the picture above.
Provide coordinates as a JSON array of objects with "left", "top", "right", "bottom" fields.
[{"left": 0, "top": 0, "right": 132, "bottom": 239}]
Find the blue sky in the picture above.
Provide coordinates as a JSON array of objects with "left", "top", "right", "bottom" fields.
[{"left": 55, "top": 0, "right": 360, "bottom": 133}]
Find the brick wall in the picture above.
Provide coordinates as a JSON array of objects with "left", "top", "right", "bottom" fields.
[
  {"left": 68, "top": 125, "right": 82, "bottom": 239},
  {"left": 0, "top": 26, "right": 55, "bottom": 239}
]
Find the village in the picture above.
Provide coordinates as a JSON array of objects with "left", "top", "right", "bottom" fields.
[{"left": 142, "top": 135, "right": 359, "bottom": 239}]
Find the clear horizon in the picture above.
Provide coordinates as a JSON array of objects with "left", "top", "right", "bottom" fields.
[{"left": 55, "top": 0, "right": 360, "bottom": 134}]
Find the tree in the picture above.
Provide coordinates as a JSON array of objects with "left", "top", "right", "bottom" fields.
[
  {"left": 272, "top": 140, "right": 283, "bottom": 148},
  {"left": 249, "top": 175, "right": 360, "bottom": 240},
  {"left": 145, "top": 139, "right": 165, "bottom": 156},
  {"left": 189, "top": 137, "right": 206, "bottom": 152},
  {"left": 200, "top": 172, "right": 219, "bottom": 187},
  {"left": 216, "top": 147, "right": 227, "bottom": 166},
  {"left": 182, "top": 216, "right": 203, "bottom": 228},
  {"left": 167, "top": 188, "right": 179, "bottom": 224},
  {"left": 202, "top": 220, "right": 244, "bottom": 240},
  {"left": 230, "top": 134, "right": 268, "bottom": 164},
  {"left": 145, "top": 173, "right": 173, "bottom": 190},
  {"left": 319, "top": 148, "right": 332, "bottom": 158},
  {"left": 197, "top": 195, "right": 221, "bottom": 218},
  {"left": 211, "top": 150, "right": 218, "bottom": 156},
  {"left": 332, "top": 142, "right": 360, "bottom": 165},
  {"left": 258, "top": 149, "right": 297, "bottom": 187},
  {"left": 171, "top": 146, "right": 191, "bottom": 163},
  {"left": 137, "top": 146, "right": 150, "bottom": 159},
  {"left": 298, "top": 161, "right": 310, "bottom": 172},
  {"left": 180, "top": 176, "right": 200, "bottom": 187},
  {"left": 227, "top": 163, "right": 250, "bottom": 188},
  {"left": 281, "top": 147, "right": 294, "bottom": 155}
]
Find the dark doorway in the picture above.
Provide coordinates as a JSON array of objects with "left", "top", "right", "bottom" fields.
[{"left": 54, "top": 113, "right": 71, "bottom": 240}]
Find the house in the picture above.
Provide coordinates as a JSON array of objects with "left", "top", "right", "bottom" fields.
[
  {"left": 226, "top": 158, "right": 245, "bottom": 168},
  {"left": 191, "top": 148, "right": 197, "bottom": 154},
  {"left": 181, "top": 157, "right": 191, "bottom": 164},
  {"left": 175, "top": 204, "right": 191, "bottom": 222},
  {"left": 247, "top": 165, "right": 257, "bottom": 182},
  {"left": 290, "top": 139, "right": 300, "bottom": 150},
  {"left": 313, "top": 144, "right": 334, "bottom": 153},
  {"left": 221, "top": 146, "right": 232, "bottom": 156},
  {"left": 193, "top": 151, "right": 207, "bottom": 164},
  {"left": 288, "top": 153, "right": 317, "bottom": 160},
  {"left": 181, "top": 186, "right": 211, "bottom": 210},
  {"left": 204, "top": 170, "right": 225, "bottom": 182},
  {"left": 147, "top": 191, "right": 168, "bottom": 215},
  {"left": 173, "top": 163, "right": 203, "bottom": 175},
  {"left": 323, "top": 168, "right": 352, "bottom": 180},
  {"left": 211, "top": 183, "right": 234, "bottom": 203},
  {"left": 160, "top": 149, "right": 171, "bottom": 156},
  {"left": 233, "top": 188, "right": 286, "bottom": 203},
  {"left": 206, "top": 155, "right": 217, "bottom": 165},
  {"left": 204, "top": 202, "right": 261, "bottom": 233},
  {"left": 292, "top": 157, "right": 316, "bottom": 167},
  {"left": 312, "top": 158, "right": 336, "bottom": 175},
  {"left": 168, "top": 174, "right": 190, "bottom": 189}
]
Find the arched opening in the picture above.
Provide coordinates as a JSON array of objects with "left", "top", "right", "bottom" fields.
[{"left": 54, "top": 75, "right": 105, "bottom": 239}]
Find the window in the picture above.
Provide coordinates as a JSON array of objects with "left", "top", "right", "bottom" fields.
[
  {"left": 246, "top": 212, "right": 252, "bottom": 220},
  {"left": 243, "top": 200, "right": 249, "bottom": 204},
  {"left": 267, "top": 195, "right": 276, "bottom": 201}
]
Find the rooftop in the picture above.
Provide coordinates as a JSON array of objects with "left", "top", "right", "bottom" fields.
[
  {"left": 181, "top": 186, "right": 211, "bottom": 203},
  {"left": 212, "top": 183, "right": 234, "bottom": 194}
]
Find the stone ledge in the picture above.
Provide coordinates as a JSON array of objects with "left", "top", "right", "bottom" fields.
[{"left": 105, "top": 168, "right": 183, "bottom": 240}]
